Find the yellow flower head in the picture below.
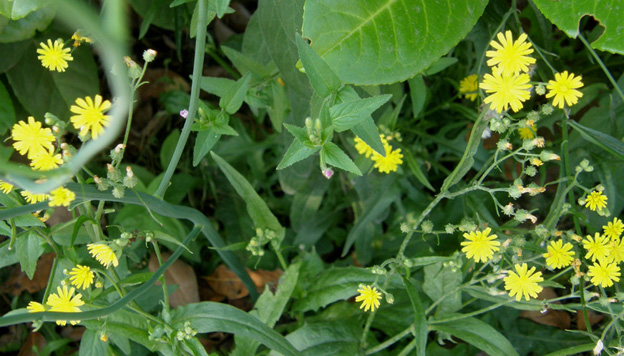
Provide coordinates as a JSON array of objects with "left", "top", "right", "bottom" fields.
[
  {"left": 49, "top": 187, "right": 76, "bottom": 207},
  {"left": 486, "top": 31, "right": 536, "bottom": 75},
  {"left": 504, "top": 263, "right": 543, "bottom": 301},
  {"left": 459, "top": 74, "right": 479, "bottom": 101},
  {"left": 587, "top": 261, "right": 620, "bottom": 288},
  {"left": 585, "top": 190, "right": 607, "bottom": 212},
  {"left": 583, "top": 233, "right": 610, "bottom": 263},
  {"left": 11, "top": 117, "right": 55, "bottom": 159},
  {"left": 0, "top": 180, "right": 14, "bottom": 194},
  {"left": 607, "top": 238, "right": 624, "bottom": 264},
  {"left": 37, "top": 39, "right": 73, "bottom": 72},
  {"left": 371, "top": 141, "right": 403, "bottom": 174},
  {"left": 26, "top": 301, "right": 47, "bottom": 313},
  {"left": 45, "top": 286, "right": 84, "bottom": 325},
  {"left": 71, "top": 32, "right": 93, "bottom": 47},
  {"left": 87, "top": 243, "right": 119, "bottom": 268},
  {"left": 69, "top": 265, "right": 95, "bottom": 290},
  {"left": 543, "top": 240, "right": 574, "bottom": 269},
  {"left": 20, "top": 190, "right": 49, "bottom": 204},
  {"left": 603, "top": 218, "right": 623, "bottom": 240},
  {"left": 479, "top": 68, "right": 532, "bottom": 113},
  {"left": 461, "top": 227, "right": 500, "bottom": 263},
  {"left": 517, "top": 124, "right": 537, "bottom": 140},
  {"left": 30, "top": 149, "right": 63, "bottom": 171},
  {"left": 355, "top": 285, "right": 382, "bottom": 312},
  {"left": 354, "top": 136, "right": 379, "bottom": 158},
  {"left": 545, "top": 71, "right": 583, "bottom": 109},
  {"left": 70, "top": 95, "right": 112, "bottom": 140}
]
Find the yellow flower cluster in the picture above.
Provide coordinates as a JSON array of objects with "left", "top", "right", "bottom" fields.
[
  {"left": 477, "top": 31, "right": 583, "bottom": 113},
  {"left": 27, "top": 286, "right": 84, "bottom": 325},
  {"left": 354, "top": 135, "right": 403, "bottom": 174}
]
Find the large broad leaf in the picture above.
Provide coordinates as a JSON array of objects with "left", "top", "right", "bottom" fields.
[
  {"left": 0, "top": 0, "right": 50, "bottom": 20},
  {"left": 568, "top": 120, "right": 624, "bottom": 160},
  {"left": 0, "top": 80, "right": 16, "bottom": 135},
  {"left": 16, "top": 231, "right": 44, "bottom": 279},
  {"left": 431, "top": 317, "right": 519, "bottom": 356},
  {"left": 0, "top": 5, "right": 55, "bottom": 43},
  {"left": 171, "top": 302, "right": 300, "bottom": 356},
  {"left": 302, "top": 0, "right": 488, "bottom": 85},
  {"left": 423, "top": 261, "right": 462, "bottom": 316},
  {"left": 269, "top": 320, "right": 360, "bottom": 356},
  {"left": 7, "top": 40, "right": 99, "bottom": 119},
  {"left": 531, "top": 0, "right": 624, "bottom": 54}
]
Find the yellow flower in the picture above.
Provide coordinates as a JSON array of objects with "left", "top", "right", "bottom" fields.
[
  {"left": 68, "top": 265, "right": 95, "bottom": 290},
  {"left": 517, "top": 124, "right": 537, "bottom": 140},
  {"left": 71, "top": 32, "right": 92, "bottom": 47},
  {"left": 0, "top": 180, "right": 14, "bottom": 194},
  {"left": 11, "top": 117, "right": 55, "bottom": 159},
  {"left": 459, "top": 74, "right": 479, "bottom": 101},
  {"left": 30, "top": 149, "right": 63, "bottom": 171},
  {"left": 583, "top": 233, "right": 610, "bottom": 263},
  {"left": 479, "top": 68, "right": 532, "bottom": 113},
  {"left": 461, "top": 228, "right": 500, "bottom": 263},
  {"left": 603, "top": 218, "right": 623, "bottom": 240},
  {"left": 70, "top": 95, "right": 112, "bottom": 140},
  {"left": 45, "top": 286, "right": 84, "bottom": 325},
  {"left": 354, "top": 136, "right": 377, "bottom": 158},
  {"left": 485, "top": 31, "right": 536, "bottom": 75},
  {"left": 37, "top": 39, "right": 73, "bottom": 72},
  {"left": 545, "top": 71, "right": 583, "bottom": 109},
  {"left": 49, "top": 187, "right": 76, "bottom": 207},
  {"left": 355, "top": 285, "right": 381, "bottom": 312},
  {"left": 87, "top": 243, "right": 119, "bottom": 268},
  {"left": 504, "top": 263, "right": 543, "bottom": 301},
  {"left": 607, "top": 238, "right": 624, "bottom": 264},
  {"left": 20, "top": 190, "right": 49, "bottom": 204},
  {"left": 543, "top": 240, "right": 574, "bottom": 269},
  {"left": 585, "top": 190, "right": 607, "bottom": 211},
  {"left": 371, "top": 141, "right": 403, "bottom": 174},
  {"left": 587, "top": 261, "right": 620, "bottom": 288},
  {"left": 26, "top": 301, "right": 46, "bottom": 313}
]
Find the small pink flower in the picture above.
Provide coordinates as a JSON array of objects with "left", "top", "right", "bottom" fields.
[
  {"left": 180, "top": 109, "right": 189, "bottom": 118},
  {"left": 322, "top": 168, "right": 334, "bottom": 179}
]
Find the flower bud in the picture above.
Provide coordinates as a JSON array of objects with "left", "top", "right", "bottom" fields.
[
  {"left": 322, "top": 168, "right": 334, "bottom": 179},
  {"left": 421, "top": 220, "right": 433, "bottom": 234},
  {"left": 143, "top": 49, "right": 157, "bottom": 63},
  {"left": 180, "top": 109, "right": 188, "bottom": 119},
  {"left": 444, "top": 224, "right": 455, "bottom": 234},
  {"left": 112, "top": 186, "right": 125, "bottom": 198}
]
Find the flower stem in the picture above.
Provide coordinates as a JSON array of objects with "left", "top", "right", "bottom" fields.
[
  {"left": 155, "top": 0, "right": 210, "bottom": 199},
  {"left": 578, "top": 34, "right": 624, "bottom": 104},
  {"left": 152, "top": 241, "right": 170, "bottom": 314}
]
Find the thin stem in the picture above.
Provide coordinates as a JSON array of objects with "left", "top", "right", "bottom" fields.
[
  {"left": 365, "top": 324, "right": 414, "bottom": 355},
  {"left": 360, "top": 272, "right": 390, "bottom": 348},
  {"left": 152, "top": 241, "right": 170, "bottom": 314},
  {"left": 397, "top": 338, "right": 417, "bottom": 356},
  {"left": 578, "top": 34, "right": 624, "bottom": 104},
  {"left": 155, "top": 0, "right": 210, "bottom": 198},
  {"left": 579, "top": 279, "right": 592, "bottom": 334},
  {"left": 560, "top": 115, "right": 582, "bottom": 235},
  {"left": 271, "top": 240, "right": 288, "bottom": 270},
  {"left": 429, "top": 301, "right": 511, "bottom": 324}
]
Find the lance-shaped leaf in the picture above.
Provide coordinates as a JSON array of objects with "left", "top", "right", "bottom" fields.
[
  {"left": 295, "top": 33, "right": 341, "bottom": 98},
  {"left": 220, "top": 72, "right": 252, "bottom": 114},
  {"left": 322, "top": 142, "right": 361, "bottom": 175},
  {"left": 330, "top": 94, "right": 391, "bottom": 132}
]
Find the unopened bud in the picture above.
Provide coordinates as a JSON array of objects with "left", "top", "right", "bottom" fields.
[
  {"left": 143, "top": 49, "right": 157, "bottom": 63},
  {"left": 421, "top": 220, "right": 433, "bottom": 234},
  {"left": 497, "top": 140, "right": 512, "bottom": 151},
  {"left": 535, "top": 85, "right": 545, "bottom": 96},
  {"left": 180, "top": 109, "right": 188, "bottom": 118},
  {"left": 540, "top": 151, "right": 560, "bottom": 162},
  {"left": 112, "top": 186, "right": 125, "bottom": 198},
  {"left": 444, "top": 224, "right": 455, "bottom": 234},
  {"left": 322, "top": 168, "right": 334, "bottom": 179},
  {"left": 52, "top": 126, "right": 60, "bottom": 133}
]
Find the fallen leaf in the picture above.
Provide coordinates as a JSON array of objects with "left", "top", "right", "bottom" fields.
[
  {"left": 520, "top": 287, "right": 571, "bottom": 329},
  {"left": 2, "top": 253, "right": 55, "bottom": 296},
  {"left": 201, "top": 265, "right": 282, "bottom": 300},
  {"left": 148, "top": 252, "right": 199, "bottom": 308},
  {"left": 17, "top": 331, "right": 46, "bottom": 356},
  {"left": 577, "top": 309, "right": 604, "bottom": 330}
]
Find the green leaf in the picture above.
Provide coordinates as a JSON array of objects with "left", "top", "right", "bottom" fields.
[
  {"left": 284, "top": 123, "right": 312, "bottom": 145},
  {"left": 292, "top": 266, "right": 401, "bottom": 313},
  {"left": 277, "top": 139, "right": 320, "bottom": 170},
  {"left": 404, "top": 150, "right": 434, "bottom": 191},
  {"left": 16, "top": 231, "right": 44, "bottom": 279},
  {"left": 160, "top": 129, "right": 180, "bottom": 170},
  {"left": 266, "top": 80, "right": 287, "bottom": 133},
  {"left": 215, "top": 0, "right": 230, "bottom": 18},
  {"left": 409, "top": 74, "right": 427, "bottom": 118},
  {"left": 233, "top": 262, "right": 301, "bottom": 356},
  {"left": 351, "top": 117, "right": 384, "bottom": 156},
  {"left": 153, "top": 230, "right": 192, "bottom": 254},
  {"left": 7, "top": 40, "right": 99, "bottom": 119},
  {"left": 423, "top": 261, "right": 461, "bottom": 316},
  {"left": 321, "top": 142, "right": 361, "bottom": 175},
  {"left": 78, "top": 329, "right": 109, "bottom": 356},
  {"left": 0, "top": 5, "right": 55, "bottom": 43},
  {"left": 222, "top": 46, "right": 272, "bottom": 78},
  {"left": 295, "top": 34, "right": 341, "bottom": 98},
  {"left": 302, "top": 0, "right": 488, "bottom": 85},
  {"left": 0, "top": 80, "right": 15, "bottom": 135},
  {"left": 171, "top": 302, "right": 300, "bottom": 356},
  {"left": 0, "top": 0, "right": 50, "bottom": 20},
  {"left": 424, "top": 57, "right": 458, "bottom": 76},
  {"left": 220, "top": 72, "right": 252, "bottom": 114},
  {"left": 0, "top": 241, "right": 18, "bottom": 269},
  {"left": 273, "top": 320, "right": 360, "bottom": 355},
  {"left": 193, "top": 129, "right": 221, "bottom": 167},
  {"left": 200, "top": 76, "right": 235, "bottom": 97},
  {"left": 403, "top": 277, "right": 428, "bottom": 356},
  {"left": 531, "top": 0, "right": 624, "bottom": 54},
  {"left": 0, "top": 40, "right": 30, "bottom": 72},
  {"left": 568, "top": 120, "right": 624, "bottom": 160},
  {"left": 342, "top": 175, "right": 398, "bottom": 256},
  {"left": 211, "top": 152, "right": 285, "bottom": 238},
  {"left": 330, "top": 94, "right": 391, "bottom": 132},
  {"left": 431, "top": 317, "right": 519, "bottom": 356}
]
